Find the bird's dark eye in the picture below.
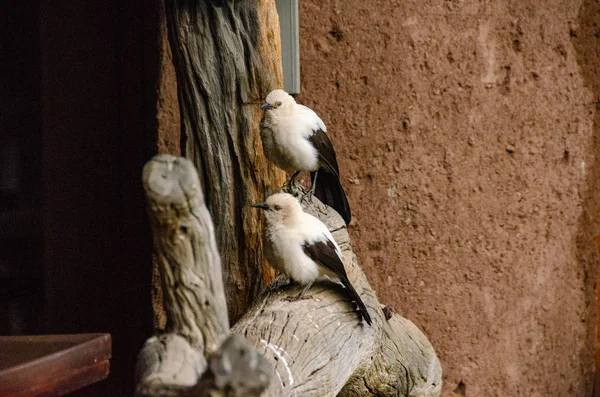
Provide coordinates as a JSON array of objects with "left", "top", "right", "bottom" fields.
[
  {"left": 273, "top": 205, "right": 282, "bottom": 211},
  {"left": 275, "top": 101, "right": 282, "bottom": 107}
]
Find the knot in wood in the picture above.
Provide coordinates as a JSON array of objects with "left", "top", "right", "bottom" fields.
[{"left": 209, "top": 335, "right": 272, "bottom": 395}]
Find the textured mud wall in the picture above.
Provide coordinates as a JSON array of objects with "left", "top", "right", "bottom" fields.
[{"left": 297, "top": 1, "right": 600, "bottom": 396}]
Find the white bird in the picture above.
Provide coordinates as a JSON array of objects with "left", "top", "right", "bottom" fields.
[
  {"left": 252, "top": 192, "right": 371, "bottom": 325},
  {"left": 260, "top": 90, "right": 351, "bottom": 225}
]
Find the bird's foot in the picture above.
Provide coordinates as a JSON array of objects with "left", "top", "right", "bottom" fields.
[
  {"left": 282, "top": 171, "right": 302, "bottom": 195},
  {"left": 283, "top": 294, "right": 313, "bottom": 302},
  {"left": 300, "top": 188, "right": 315, "bottom": 204},
  {"left": 283, "top": 280, "right": 314, "bottom": 302},
  {"left": 283, "top": 181, "right": 299, "bottom": 195}
]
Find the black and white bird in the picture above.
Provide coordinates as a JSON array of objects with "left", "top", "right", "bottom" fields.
[
  {"left": 252, "top": 192, "right": 372, "bottom": 325},
  {"left": 260, "top": 89, "right": 351, "bottom": 225}
]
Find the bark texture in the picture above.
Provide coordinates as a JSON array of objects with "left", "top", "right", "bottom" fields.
[
  {"left": 142, "top": 155, "right": 229, "bottom": 353},
  {"left": 137, "top": 155, "right": 272, "bottom": 397},
  {"left": 164, "top": 0, "right": 285, "bottom": 323}
]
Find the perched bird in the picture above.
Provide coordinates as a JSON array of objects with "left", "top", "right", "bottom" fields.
[
  {"left": 252, "top": 192, "right": 372, "bottom": 325},
  {"left": 260, "top": 89, "right": 351, "bottom": 225}
]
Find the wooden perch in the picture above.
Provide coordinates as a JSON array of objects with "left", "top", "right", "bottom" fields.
[
  {"left": 142, "top": 154, "right": 229, "bottom": 354},
  {"left": 233, "top": 190, "right": 442, "bottom": 396},
  {"left": 136, "top": 155, "right": 442, "bottom": 396},
  {"left": 136, "top": 155, "right": 272, "bottom": 396}
]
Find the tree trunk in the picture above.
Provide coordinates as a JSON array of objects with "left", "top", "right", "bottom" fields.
[{"left": 164, "top": 0, "right": 285, "bottom": 323}]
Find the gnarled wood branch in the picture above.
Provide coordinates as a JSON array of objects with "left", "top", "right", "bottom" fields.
[
  {"left": 135, "top": 155, "right": 442, "bottom": 396},
  {"left": 233, "top": 190, "right": 442, "bottom": 396},
  {"left": 136, "top": 155, "right": 272, "bottom": 397},
  {"left": 143, "top": 154, "right": 229, "bottom": 354}
]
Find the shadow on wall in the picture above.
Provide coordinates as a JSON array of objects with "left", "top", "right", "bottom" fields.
[{"left": 571, "top": 0, "right": 600, "bottom": 392}]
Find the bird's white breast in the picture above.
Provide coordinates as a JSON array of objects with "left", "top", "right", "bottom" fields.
[
  {"left": 260, "top": 105, "right": 325, "bottom": 173},
  {"left": 263, "top": 212, "right": 341, "bottom": 285}
]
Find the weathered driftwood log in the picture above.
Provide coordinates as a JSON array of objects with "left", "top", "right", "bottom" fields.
[
  {"left": 136, "top": 154, "right": 442, "bottom": 396},
  {"left": 233, "top": 191, "right": 442, "bottom": 397},
  {"left": 142, "top": 154, "right": 229, "bottom": 354},
  {"left": 136, "top": 155, "right": 272, "bottom": 396},
  {"left": 165, "top": 0, "right": 286, "bottom": 323}
]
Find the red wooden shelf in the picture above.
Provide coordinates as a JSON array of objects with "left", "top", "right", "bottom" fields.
[{"left": 0, "top": 333, "right": 111, "bottom": 397}]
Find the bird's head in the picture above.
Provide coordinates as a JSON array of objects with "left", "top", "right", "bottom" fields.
[
  {"left": 251, "top": 192, "right": 302, "bottom": 225},
  {"left": 261, "top": 89, "right": 295, "bottom": 114}
]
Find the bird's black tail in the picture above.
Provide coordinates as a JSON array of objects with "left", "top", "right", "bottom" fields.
[
  {"left": 311, "top": 168, "right": 351, "bottom": 225},
  {"left": 339, "top": 275, "right": 372, "bottom": 326}
]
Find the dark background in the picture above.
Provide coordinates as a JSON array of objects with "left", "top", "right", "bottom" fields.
[{"left": 1, "top": 1, "right": 162, "bottom": 394}]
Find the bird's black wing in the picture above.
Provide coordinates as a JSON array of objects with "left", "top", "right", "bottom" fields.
[
  {"left": 308, "top": 129, "right": 340, "bottom": 176},
  {"left": 302, "top": 238, "right": 372, "bottom": 325},
  {"left": 302, "top": 238, "right": 347, "bottom": 278},
  {"left": 307, "top": 130, "right": 352, "bottom": 225}
]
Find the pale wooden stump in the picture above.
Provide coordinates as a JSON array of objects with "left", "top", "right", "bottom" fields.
[{"left": 136, "top": 155, "right": 271, "bottom": 397}]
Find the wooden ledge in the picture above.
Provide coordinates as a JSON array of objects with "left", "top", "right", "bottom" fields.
[{"left": 0, "top": 333, "right": 111, "bottom": 397}]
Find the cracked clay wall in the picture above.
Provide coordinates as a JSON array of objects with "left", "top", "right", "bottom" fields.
[{"left": 297, "top": 1, "right": 600, "bottom": 396}]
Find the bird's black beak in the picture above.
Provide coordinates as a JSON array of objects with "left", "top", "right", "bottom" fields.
[
  {"left": 261, "top": 103, "right": 275, "bottom": 110},
  {"left": 251, "top": 202, "right": 270, "bottom": 210}
]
